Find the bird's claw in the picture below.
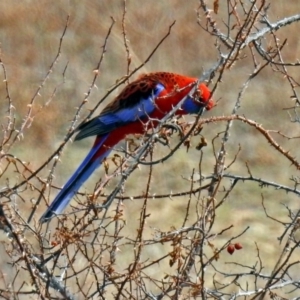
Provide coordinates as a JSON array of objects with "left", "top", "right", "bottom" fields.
[{"left": 161, "top": 122, "right": 183, "bottom": 135}]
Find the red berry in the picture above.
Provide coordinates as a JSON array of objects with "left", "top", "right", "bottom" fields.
[
  {"left": 234, "top": 243, "right": 243, "bottom": 250},
  {"left": 227, "top": 244, "right": 235, "bottom": 255},
  {"left": 51, "top": 240, "right": 60, "bottom": 246}
]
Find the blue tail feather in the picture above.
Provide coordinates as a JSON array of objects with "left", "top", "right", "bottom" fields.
[{"left": 40, "top": 134, "right": 110, "bottom": 223}]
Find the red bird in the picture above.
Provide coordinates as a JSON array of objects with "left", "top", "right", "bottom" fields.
[{"left": 40, "top": 72, "right": 214, "bottom": 222}]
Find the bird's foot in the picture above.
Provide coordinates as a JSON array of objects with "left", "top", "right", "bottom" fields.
[{"left": 161, "top": 122, "right": 183, "bottom": 135}]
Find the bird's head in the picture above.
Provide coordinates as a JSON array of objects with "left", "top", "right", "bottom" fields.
[
  {"left": 181, "top": 82, "right": 214, "bottom": 115},
  {"left": 196, "top": 83, "right": 214, "bottom": 111}
]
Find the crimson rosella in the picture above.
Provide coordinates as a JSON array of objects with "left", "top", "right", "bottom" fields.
[{"left": 40, "top": 72, "right": 214, "bottom": 223}]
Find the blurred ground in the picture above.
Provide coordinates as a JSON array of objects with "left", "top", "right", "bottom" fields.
[{"left": 0, "top": 1, "right": 300, "bottom": 298}]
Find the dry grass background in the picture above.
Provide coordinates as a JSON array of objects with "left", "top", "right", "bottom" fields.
[{"left": 0, "top": 1, "right": 300, "bottom": 299}]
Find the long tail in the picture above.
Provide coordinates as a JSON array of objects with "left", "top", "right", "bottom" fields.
[{"left": 40, "top": 134, "right": 111, "bottom": 223}]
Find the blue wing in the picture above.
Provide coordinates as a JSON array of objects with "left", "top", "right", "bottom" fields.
[{"left": 75, "top": 82, "right": 165, "bottom": 140}]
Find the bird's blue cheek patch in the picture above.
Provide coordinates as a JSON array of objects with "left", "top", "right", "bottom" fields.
[{"left": 182, "top": 96, "right": 204, "bottom": 114}]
